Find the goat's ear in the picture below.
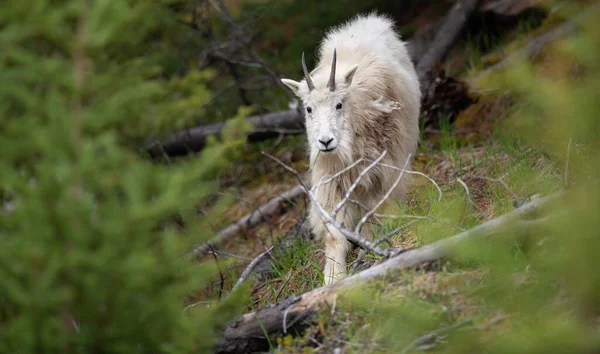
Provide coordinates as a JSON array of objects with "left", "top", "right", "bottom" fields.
[
  {"left": 281, "top": 79, "right": 301, "bottom": 95},
  {"left": 344, "top": 65, "right": 358, "bottom": 86}
]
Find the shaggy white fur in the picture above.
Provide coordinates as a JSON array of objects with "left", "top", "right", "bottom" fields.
[{"left": 281, "top": 13, "right": 421, "bottom": 285}]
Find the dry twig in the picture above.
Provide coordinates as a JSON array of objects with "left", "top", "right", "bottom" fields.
[
  {"left": 208, "top": 244, "right": 225, "bottom": 300},
  {"left": 262, "top": 152, "right": 397, "bottom": 258},
  {"left": 349, "top": 220, "right": 420, "bottom": 276},
  {"left": 187, "top": 184, "right": 305, "bottom": 257},
  {"left": 355, "top": 154, "right": 412, "bottom": 233},
  {"left": 232, "top": 245, "right": 274, "bottom": 292},
  {"left": 373, "top": 214, "right": 429, "bottom": 220},
  {"left": 471, "top": 175, "right": 521, "bottom": 204},
  {"left": 365, "top": 160, "right": 443, "bottom": 202},
  {"left": 332, "top": 151, "right": 388, "bottom": 217},
  {"left": 456, "top": 177, "right": 484, "bottom": 213}
]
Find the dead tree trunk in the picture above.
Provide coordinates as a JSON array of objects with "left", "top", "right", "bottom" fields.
[{"left": 416, "top": 0, "right": 481, "bottom": 91}]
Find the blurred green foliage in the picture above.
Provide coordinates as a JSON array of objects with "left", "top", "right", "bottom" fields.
[{"left": 0, "top": 0, "right": 249, "bottom": 352}]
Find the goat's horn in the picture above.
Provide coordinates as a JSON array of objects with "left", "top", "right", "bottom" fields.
[
  {"left": 302, "top": 52, "right": 315, "bottom": 91},
  {"left": 327, "top": 48, "right": 337, "bottom": 91}
]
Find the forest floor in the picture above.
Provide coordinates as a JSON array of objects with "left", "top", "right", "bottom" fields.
[{"left": 191, "top": 7, "right": 576, "bottom": 353}]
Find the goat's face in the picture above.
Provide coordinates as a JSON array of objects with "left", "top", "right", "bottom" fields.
[
  {"left": 303, "top": 88, "right": 347, "bottom": 154},
  {"left": 281, "top": 50, "right": 358, "bottom": 161}
]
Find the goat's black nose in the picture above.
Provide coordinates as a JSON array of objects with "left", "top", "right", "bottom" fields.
[{"left": 319, "top": 138, "right": 334, "bottom": 148}]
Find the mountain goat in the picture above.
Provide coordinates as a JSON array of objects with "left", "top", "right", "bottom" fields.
[{"left": 281, "top": 13, "right": 421, "bottom": 285}]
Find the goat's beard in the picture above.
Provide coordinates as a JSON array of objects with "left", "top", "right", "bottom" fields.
[{"left": 308, "top": 135, "right": 354, "bottom": 170}]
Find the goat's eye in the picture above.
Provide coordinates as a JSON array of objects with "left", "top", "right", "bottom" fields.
[
  {"left": 306, "top": 107, "right": 312, "bottom": 114},
  {"left": 336, "top": 103, "right": 343, "bottom": 110}
]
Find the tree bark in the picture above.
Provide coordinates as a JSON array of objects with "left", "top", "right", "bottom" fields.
[{"left": 213, "top": 193, "right": 561, "bottom": 353}]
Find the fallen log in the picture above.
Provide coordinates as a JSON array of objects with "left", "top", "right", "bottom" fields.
[
  {"left": 213, "top": 192, "right": 561, "bottom": 353},
  {"left": 147, "top": 109, "right": 304, "bottom": 158},
  {"left": 188, "top": 184, "right": 306, "bottom": 257}
]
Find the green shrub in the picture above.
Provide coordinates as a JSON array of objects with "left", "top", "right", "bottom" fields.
[{"left": 0, "top": 1, "right": 246, "bottom": 352}]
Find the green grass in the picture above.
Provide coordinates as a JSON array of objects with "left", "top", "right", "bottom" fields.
[{"left": 256, "top": 237, "right": 324, "bottom": 307}]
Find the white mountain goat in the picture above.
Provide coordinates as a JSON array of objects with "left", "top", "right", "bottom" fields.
[{"left": 281, "top": 13, "right": 421, "bottom": 285}]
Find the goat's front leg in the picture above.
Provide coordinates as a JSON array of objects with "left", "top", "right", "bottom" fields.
[
  {"left": 323, "top": 225, "right": 351, "bottom": 285},
  {"left": 310, "top": 202, "right": 355, "bottom": 285}
]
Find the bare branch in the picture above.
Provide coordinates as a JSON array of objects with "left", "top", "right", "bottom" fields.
[
  {"left": 187, "top": 184, "right": 306, "bottom": 257},
  {"left": 417, "top": 0, "right": 481, "bottom": 90},
  {"left": 262, "top": 152, "right": 396, "bottom": 258},
  {"left": 314, "top": 158, "right": 365, "bottom": 188},
  {"left": 147, "top": 110, "right": 305, "bottom": 158},
  {"left": 349, "top": 220, "right": 420, "bottom": 276},
  {"left": 207, "top": 249, "right": 253, "bottom": 262},
  {"left": 373, "top": 214, "right": 429, "bottom": 220},
  {"left": 261, "top": 151, "right": 442, "bottom": 260},
  {"left": 470, "top": 175, "right": 520, "bottom": 204},
  {"left": 355, "top": 154, "right": 412, "bottom": 234},
  {"left": 207, "top": 0, "right": 294, "bottom": 99},
  {"left": 365, "top": 160, "right": 443, "bottom": 202},
  {"left": 208, "top": 244, "right": 225, "bottom": 300},
  {"left": 232, "top": 245, "right": 274, "bottom": 292},
  {"left": 457, "top": 177, "right": 483, "bottom": 213},
  {"left": 331, "top": 151, "right": 387, "bottom": 217},
  {"left": 376, "top": 220, "right": 420, "bottom": 248}
]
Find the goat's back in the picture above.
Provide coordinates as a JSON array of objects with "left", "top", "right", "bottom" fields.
[{"left": 317, "top": 13, "right": 416, "bottom": 83}]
